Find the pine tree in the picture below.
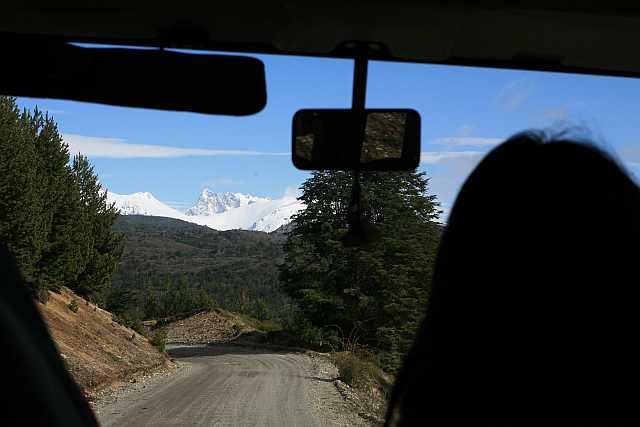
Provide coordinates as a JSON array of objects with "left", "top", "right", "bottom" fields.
[
  {"left": 32, "top": 112, "right": 89, "bottom": 290},
  {"left": 142, "top": 282, "right": 160, "bottom": 319},
  {"left": 196, "top": 288, "right": 215, "bottom": 311},
  {"left": 72, "top": 154, "right": 123, "bottom": 302},
  {"left": 1, "top": 97, "right": 122, "bottom": 302},
  {"left": 280, "top": 170, "right": 441, "bottom": 371},
  {"left": 0, "top": 97, "right": 47, "bottom": 296}
]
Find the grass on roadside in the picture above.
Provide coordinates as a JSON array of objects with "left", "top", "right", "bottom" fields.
[
  {"left": 331, "top": 343, "right": 382, "bottom": 389},
  {"left": 330, "top": 338, "right": 395, "bottom": 421},
  {"left": 149, "top": 330, "right": 167, "bottom": 353}
]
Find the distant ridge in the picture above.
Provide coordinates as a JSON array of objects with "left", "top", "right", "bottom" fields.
[{"left": 107, "top": 189, "right": 304, "bottom": 232}]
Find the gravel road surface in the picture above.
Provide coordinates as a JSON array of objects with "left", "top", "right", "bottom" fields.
[{"left": 96, "top": 344, "right": 368, "bottom": 427}]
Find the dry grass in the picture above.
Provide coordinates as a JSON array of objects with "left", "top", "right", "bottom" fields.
[
  {"left": 330, "top": 337, "right": 395, "bottom": 422},
  {"left": 38, "top": 287, "right": 171, "bottom": 396}
]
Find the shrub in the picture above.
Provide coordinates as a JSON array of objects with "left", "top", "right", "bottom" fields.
[
  {"left": 68, "top": 299, "right": 79, "bottom": 313},
  {"left": 197, "top": 290, "right": 216, "bottom": 312},
  {"left": 332, "top": 343, "right": 395, "bottom": 421},
  {"left": 250, "top": 300, "right": 271, "bottom": 321},
  {"left": 329, "top": 333, "right": 383, "bottom": 389},
  {"left": 128, "top": 318, "right": 145, "bottom": 336},
  {"left": 150, "top": 330, "right": 167, "bottom": 353},
  {"left": 282, "top": 312, "right": 331, "bottom": 350},
  {"left": 332, "top": 348, "right": 380, "bottom": 389},
  {"left": 112, "top": 312, "right": 146, "bottom": 336}
]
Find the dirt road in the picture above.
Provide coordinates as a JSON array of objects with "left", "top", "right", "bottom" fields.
[{"left": 96, "top": 344, "right": 368, "bottom": 427}]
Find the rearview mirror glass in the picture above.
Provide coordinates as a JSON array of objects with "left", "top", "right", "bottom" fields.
[{"left": 292, "top": 109, "right": 420, "bottom": 170}]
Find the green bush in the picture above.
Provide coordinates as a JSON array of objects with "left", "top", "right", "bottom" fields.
[
  {"left": 129, "top": 318, "right": 145, "bottom": 336},
  {"left": 150, "top": 330, "right": 167, "bottom": 353},
  {"left": 250, "top": 300, "right": 271, "bottom": 321},
  {"left": 282, "top": 312, "right": 331, "bottom": 350},
  {"left": 112, "top": 312, "right": 146, "bottom": 336},
  {"left": 197, "top": 289, "right": 216, "bottom": 312},
  {"left": 68, "top": 299, "right": 79, "bottom": 313}
]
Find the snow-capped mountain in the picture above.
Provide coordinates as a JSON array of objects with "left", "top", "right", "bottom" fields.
[
  {"left": 185, "top": 190, "right": 268, "bottom": 216},
  {"left": 107, "top": 189, "right": 304, "bottom": 232},
  {"left": 106, "top": 192, "right": 185, "bottom": 219},
  {"left": 191, "top": 194, "right": 303, "bottom": 232},
  {"left": 249, "top": 198, "right": 303, "bottom": 232}
]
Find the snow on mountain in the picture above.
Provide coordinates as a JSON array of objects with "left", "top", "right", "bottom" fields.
[
  {"left": 185, "top": 190, "right": 268, "bottom": 216},
  {"left": 189, "top": 195, "right": 304, "bottom": 232},
  {"left": 248, "top": 198, "right": 304, "bottom": 232},
  {"left": 107, "top": 192, "right": 186, "bottom": 219},
  {"left": 107, "top": 189, "right": 304, "bottom": 232}
]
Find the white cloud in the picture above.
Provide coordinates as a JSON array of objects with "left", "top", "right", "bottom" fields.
[
  {"left": 421, "top": 151, "right": 485, "bottom": 164},
  {"left": 432, "top": 137, "right": 504, "bottom": 147},
  {"left": 497, "top": 79, "right": 534, "bottom": 111},
  {"left": 63, "top": 134, "right": 289, "bottom": 158},
  {"left": 426, "top": 152, "right": 488, "bottom": 223}
]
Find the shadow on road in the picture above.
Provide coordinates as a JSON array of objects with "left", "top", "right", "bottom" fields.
[
  {"left": 296, "top": 375, "right": 336, "bottom": 383},
  {"left": 167, "top": 343, "right": 304, "bottom": 359}
]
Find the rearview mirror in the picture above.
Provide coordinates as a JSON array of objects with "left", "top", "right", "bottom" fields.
[
  {"left": 292, "top": 109, "right": 420, "bottom": 170},
  {"left": 0, "top": 36, "right": 266, "bottom": 116}
]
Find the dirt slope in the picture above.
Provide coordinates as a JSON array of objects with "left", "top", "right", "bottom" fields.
[
  {"left": 157, "top": 308, "right": 284, "bottom": 345},
  {"left": 158, "top": 309, "right": 243, "bottom": 344},
  {"left": 37, "top": 287, "right": 171, "bottom": 396}
]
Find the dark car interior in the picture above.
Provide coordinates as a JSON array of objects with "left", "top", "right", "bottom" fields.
[{"left": 1, "top": 1, "right": 640, "bottom": 426}]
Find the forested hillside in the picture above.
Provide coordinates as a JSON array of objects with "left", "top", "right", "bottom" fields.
[
  {"left": 0, "top": 96, "right": 122, "bottom": 303},
  {"left": 107, "top": 216, "right": 293, "bottom": 323}
]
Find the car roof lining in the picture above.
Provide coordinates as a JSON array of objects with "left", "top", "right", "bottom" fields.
[{"left": 2, "top": 1, "right": 640, "bottom": 78}]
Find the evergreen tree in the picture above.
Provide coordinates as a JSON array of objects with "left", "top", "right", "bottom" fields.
[
  {"left": 72, "top": 154, "right": 123, "bottom": 302},
  {"left": 280, "top": 170, "right": 441, "bottom": 371},
  {"left": 196, "top": 288, "right": 216, "bottom": 312},
  {"left": 159, "top": 276, "right": 175, "bottom": 317},
  {"left": 0, "top": 97, "right": 47, "bottom": 296},
  {"left": 1, "top": 96, "right": 122, "bottom": 302},
  {"left": 142, "top": 281, "right": 160, "bottom": 319},
  {"left": 32, "top": 112, "right": 88, "bottom": 290},
  {"left": 175, "top": 276, "right": 194, "bottom": 314}
]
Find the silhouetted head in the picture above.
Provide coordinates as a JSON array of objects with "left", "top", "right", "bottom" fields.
[{"left": 387, "top": 131, "right": 640, "bottom": 425}]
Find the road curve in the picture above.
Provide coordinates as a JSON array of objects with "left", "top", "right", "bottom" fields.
[{"left": 97, "top": 344, "right": 366, "bottom": 427}]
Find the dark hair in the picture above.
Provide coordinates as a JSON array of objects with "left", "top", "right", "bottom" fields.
[{"left": 386, "top": 131, "right": 640, "bottom": 425}]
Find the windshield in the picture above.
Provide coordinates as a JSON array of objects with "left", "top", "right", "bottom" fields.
[{"left": 3, "top": 51, "right": 639, "bottom": 425}]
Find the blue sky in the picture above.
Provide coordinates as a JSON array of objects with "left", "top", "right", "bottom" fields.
[{"left": 16, "top": 51, "right": 640, "bottom": 217}]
